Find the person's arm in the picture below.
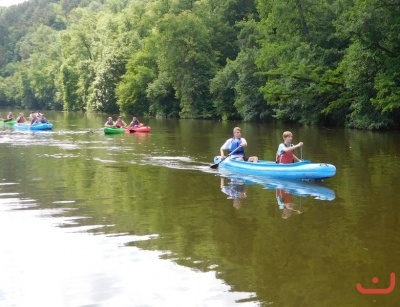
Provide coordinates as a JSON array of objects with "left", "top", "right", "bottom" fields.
[
  {"left": 220, "top": 139, "right": 231, "bottom": 158},
  {"left": 277, "top": 144, "right": 284, "bottom": 155},
  {"left": 282, "top": 142, "right": 303, "bottom": 153},
  {"left": 292, "top": 154, "right": 301, "bottom": 162},
  {"left": 220, "top": 146, "right": 226, "bottom": 158},
  {"left": 240, "top": 138, "right": 248, "bottom": 147}
]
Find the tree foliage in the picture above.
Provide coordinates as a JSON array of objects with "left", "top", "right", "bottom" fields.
[{"left": 1, "top": 0, "right": 400, "bottom": 129}]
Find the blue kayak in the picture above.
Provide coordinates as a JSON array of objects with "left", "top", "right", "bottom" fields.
[
  {"left": 15, "top": 123, "right": 53, "bottom": 131},
  {"left": 213, "top": 156, "right": 336, "bottom": 180}
]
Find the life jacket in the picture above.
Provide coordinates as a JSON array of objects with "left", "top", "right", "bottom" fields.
[
  {"left": 229, "top": 138, "right": 244, "bottom": 155},
  {"left": 276, "top": 143, "right": 294, "bottom": 163},
  {"left": 17, "top": 117, "right": 26, "bottom": 123},
  {"left": 115, "top": 120, "right": 124, "bottom": 127},
  {"left": 105, "top": 120, "right": 114, "bottom": 125},
  {"left": 130, "top": 120, "right": 142, "bottom": 127}
]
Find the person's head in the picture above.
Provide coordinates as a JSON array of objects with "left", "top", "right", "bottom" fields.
[
  {"left": 282, "top": 131, "right": 293, "bottom": 140},
  {"left": 233, "top": 127, "right": 242, "bottom": 137},
  {"left": 19, "top": 112, "right": 24, "bottom": 116},
  {"left": 132, "top": 117, "right": 137, "bottom": 121},
  {"left": 108, "top": 117, "right": 112, "bottom": 120},
  {"left": 118, "top": 116, "right": 122, "bottom": 120}
]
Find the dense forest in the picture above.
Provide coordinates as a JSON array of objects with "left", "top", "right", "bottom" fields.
[{"left": 1, "top": 0, "right": 400, "bottom": 130}]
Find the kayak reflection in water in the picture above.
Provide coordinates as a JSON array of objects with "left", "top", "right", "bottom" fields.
[
  {"left": 220, "top": 177, "right": 247, "bottom": 209},
  {"left": 276, "top": 188, "right": 302, "bottom": 219}
]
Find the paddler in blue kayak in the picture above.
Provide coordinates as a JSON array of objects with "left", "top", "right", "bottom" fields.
[
  {"left": 220, "top": 127, "right": 258, "bottom": 162},
  {"left": 276, "top": 131, "right": 303, "bottom": 163}
]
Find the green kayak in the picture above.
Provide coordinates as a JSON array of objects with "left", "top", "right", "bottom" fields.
[
  {"left": 104, "top": 126, "right": 124, "bottom": 134},
  {"left": 0, "top": 119, "right": 16, "bottom": 126}
]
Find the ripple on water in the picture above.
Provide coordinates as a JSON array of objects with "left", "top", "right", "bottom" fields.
[{"left": 0, "top": 199, "right": 258, "bottom": 306}]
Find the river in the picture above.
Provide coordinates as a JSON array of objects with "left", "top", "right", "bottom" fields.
[{"left": 0, "top": 111, "right": 399, "bottom": 306}]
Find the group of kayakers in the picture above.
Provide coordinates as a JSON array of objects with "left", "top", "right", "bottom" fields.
[
  {"left": 1, "top": 111, "right": 49, "bottom": 125},
  {"left": 220, "top": 126, "right": 304, "bottom": 164},
  {"left": 104, "top": 116, "right": 143, "bottom": 129}
]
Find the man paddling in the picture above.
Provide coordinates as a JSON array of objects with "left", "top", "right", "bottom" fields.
[{"left": 220, "top": 127, "right": 258, "bottom": 162}]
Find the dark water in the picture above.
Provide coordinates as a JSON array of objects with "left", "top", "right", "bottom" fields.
[{"left": 1, "top": 111, "right": 399, "bottom": 306}]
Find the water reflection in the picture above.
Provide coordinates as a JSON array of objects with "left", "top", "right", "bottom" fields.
[
  {"left": 220, "top": 177, "right": 247, "bottom": 209},
  {"left": 218, "top": 169, "right": 336, "bottom": 201},
  {"left": 0, "top": 192, "right": 257, "bottom": 306},
  {"left": 218, "top": 170, "right": 335, "bottom": 218},
  {"left": 276, "top": 188, "right": 302, "bottom": 219}
]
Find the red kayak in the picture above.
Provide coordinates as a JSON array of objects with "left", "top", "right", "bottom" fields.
[{"left": 125, "top": 125, "right": 151, "bottom": 133}]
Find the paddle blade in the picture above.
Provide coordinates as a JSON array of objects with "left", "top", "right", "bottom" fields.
[
  {"left": 210, "top": 163, "right": 219, "bottom": 169},
  {"left": 210, "top": 155, "right": 224, "bottom": 169}
]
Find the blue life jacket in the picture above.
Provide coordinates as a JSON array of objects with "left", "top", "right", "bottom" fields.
[{"left": 229, "top": 138, "right": 244, "bottom": 155}]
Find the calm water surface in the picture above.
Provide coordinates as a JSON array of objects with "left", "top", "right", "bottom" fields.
[{"left": 1, "top": 111, "right": 400, "bottom": 307}]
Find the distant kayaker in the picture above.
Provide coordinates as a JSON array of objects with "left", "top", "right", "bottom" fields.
[
  {"left": 104, "top": 117, "right": 114, "bottom": 126},
  {"left": 6, "top": 112, "right": 14, "bottom": 120},
  {"left": 16, "top": 112, "right": 27, "bottom": 123},
  {"left": 127, "top": 116, "right": 142, "bottom": 127},
  {"left": 38, "top": 114, "right": 48, "bottom": 123},
  {"left": 276, "top": 131, "right": 303, "bottom": 163},
  {"left": 114, "top": 116, "right": 127, "bottom": 128},
  {"left": 30, "top": 114, "right": 39, "bottom": 125},
  {"left": 28, "top": 111, "right": 35, "bottom": 121},
  {"left": 220, "top": 127, "right": 258, "bottom": 162}
]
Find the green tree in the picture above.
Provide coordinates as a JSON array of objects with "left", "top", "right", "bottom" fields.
[
  {"left": 58, "top": 8, "right": 99, "bottom": 111},
  {"left": 256, "top": 0, "right": 348, "bottom": 125},
  {"left": 210, "top": 19, "right": 270, "bottom": 121},
  {"left": 331, "top": 0, "right": 400, "bottom": 129},
  {"left": 116, "top": 46, "right": 158, "bottom": 116},
  {"left": 156, "top": 12, "right": 217, "bottom": 118}
]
